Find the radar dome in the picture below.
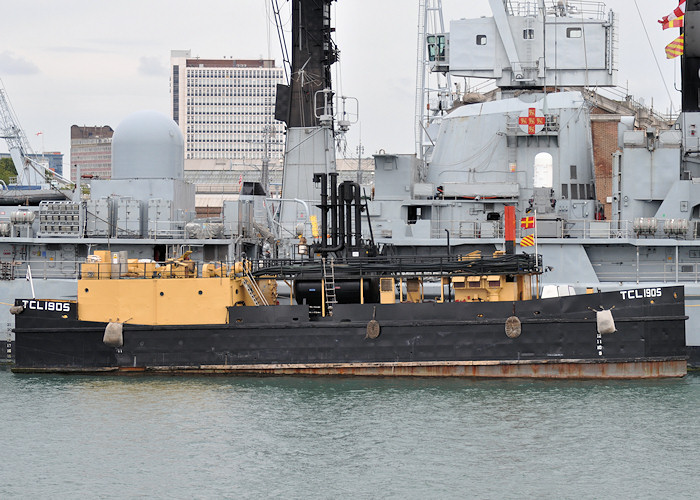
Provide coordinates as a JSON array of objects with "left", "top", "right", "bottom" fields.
[{"left": 111, "top": 110, "right": 184, "bottom": 180}]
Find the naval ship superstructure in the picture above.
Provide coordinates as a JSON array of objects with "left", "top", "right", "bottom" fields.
[
  {"left": 362, "top": 0, "right": 700, "bottom": 362},
  {"left": 0, "top": 110, "right": 272, "bottom": 362}
]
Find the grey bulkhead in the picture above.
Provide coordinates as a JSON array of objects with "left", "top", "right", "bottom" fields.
[{"left": 370, "top": 91, "right": 595, "bottom": 249}]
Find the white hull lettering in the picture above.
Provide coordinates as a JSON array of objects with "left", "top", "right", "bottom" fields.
[
  {"left": 619, "top": 288, "right": 662, "bottom": 300},
  {"left": 20, "top": 300, "right": 71, "bottom": 312}
]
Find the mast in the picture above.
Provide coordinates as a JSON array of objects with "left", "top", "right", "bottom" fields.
[
  {"left": 415, "top": 0, "right": 453, "bottom": 161},
  {"left": 275, "top": 0, "right": 339, "bottom": 246},
  {"left": 681, "top": 1, "right": 700, "bottom": 179},
  {"left": 682, "top": 1, "right": 700, "bottom": 112},
  {"left": 276, "top": 0, "right": 336, "bottom": 128}
]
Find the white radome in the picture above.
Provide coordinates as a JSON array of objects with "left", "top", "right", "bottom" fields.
[{"left": 111, "top": 110, "right": 184, "bottom": 180}]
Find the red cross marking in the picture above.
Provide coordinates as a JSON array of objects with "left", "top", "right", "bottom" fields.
[{"left": 518, "top": 108, "right": 546, "bottom": 134}]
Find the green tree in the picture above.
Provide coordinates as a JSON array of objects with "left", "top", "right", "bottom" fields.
[{"left": 0, "top": 157, "right": 17, "bottom": 184}]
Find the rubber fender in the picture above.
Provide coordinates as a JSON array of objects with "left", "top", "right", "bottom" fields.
[
  {"left": 9, "top": 305, "right": 24, "bottom": 315},
  {"left": 596, "top": 309, "right": 616, "bottom": 334},
  {"left": 366, "top": 320, "right": 380, "bottom": 339},
  {"left": 104, "top": 322, "right": 124, "bottom": 347},
  {"left": 505, "top": 316, "right": 521, "bottom": 338}
]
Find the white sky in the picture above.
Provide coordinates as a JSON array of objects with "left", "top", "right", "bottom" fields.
[{"left": 0, "top": 0, "right": 684, "bottom": 163}]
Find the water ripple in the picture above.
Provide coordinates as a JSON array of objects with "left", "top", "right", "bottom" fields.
[{"left": 1, "top": 370, "right": 699, "bottom": 499}]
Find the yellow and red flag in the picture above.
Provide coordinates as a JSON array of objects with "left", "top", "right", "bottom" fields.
[
  {"left": 666, "top": 34, "right": 684, "bottom": 59},
  {"left": 659, "top": 0, "right": 686, "bottom": 25},
  {"left": 661, "top": 17, "right": 684, "bottom": 29},
  {"left": 520, "top": 216, "right": 535, "bottom": 229},
  {"left": 520, "top": 234, "right": 535, "bottom": 247}
]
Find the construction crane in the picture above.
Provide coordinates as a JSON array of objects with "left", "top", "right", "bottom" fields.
[{"left": 0, "top": 81, "right": 73, "bottom": 196}]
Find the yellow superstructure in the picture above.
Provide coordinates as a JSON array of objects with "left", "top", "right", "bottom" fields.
[
  {"left": 450, "top": 274, "right": 532, "bottom": 302},
  {"left": 78, "top": 251, "right": 278, "bottom": 326},
  {"left": 79, "top": 277, "right": 235, "bottom": 325},
  {"left": 76, "top": 249, "right": 535, "bottom": 326}
]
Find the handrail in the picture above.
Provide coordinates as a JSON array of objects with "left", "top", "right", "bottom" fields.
[
  {"left": 400, "top": 218, "right": 698, "bottom": 241},
  {"left": 3, "top": 252, "right": 700, "bottom": 285}
]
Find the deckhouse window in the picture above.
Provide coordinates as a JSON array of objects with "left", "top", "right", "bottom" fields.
[
  {"left": 567, "top": 27, "right": 582, "bottom": 38},
  {"left": 427, "top": 35, "right": 447, "bottom": 62},
  {"left": 534, "top": 152, "right": 553, "bottom": 188},
  {"left": 523, "top": 29, "right": 534, "bottom": 39},
  {"left": 476, "top": 35, "right": 487, "bottom": 46}
]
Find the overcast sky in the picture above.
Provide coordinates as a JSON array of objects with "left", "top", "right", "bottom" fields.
[{"left": 0, "top": 0, "right": 683, "bottom": 163}]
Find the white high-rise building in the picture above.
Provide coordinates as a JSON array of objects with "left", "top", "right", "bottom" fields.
[
  {"left": 170, "top": 50, "right": 286, "bottom": 215},
  {"left": 170, "top": 50, "right": 285, "bottom": 163}
]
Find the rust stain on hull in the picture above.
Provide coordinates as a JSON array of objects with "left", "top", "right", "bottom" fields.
[{"left": 13, "top": 358, "right": 688, "bottom": 379}]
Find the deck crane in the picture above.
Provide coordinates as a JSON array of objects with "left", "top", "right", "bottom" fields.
[{"left": 0, "top": 81, "right": 73, "bottom": 198}]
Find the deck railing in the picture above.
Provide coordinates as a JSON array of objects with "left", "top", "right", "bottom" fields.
[
  {"left": 424, "top": 219, "right": 695, "bottom": 241},
  {"left": 3, "top": 252, "right": 700, "bottom": 284}
]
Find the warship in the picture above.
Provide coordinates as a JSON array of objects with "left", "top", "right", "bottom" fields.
[
  {"left": 2, "top": 0, "right": 697, "bottom": 369},
  {"left": 8, "top": 0, "right": 689, "bottom": 378},
  {"left": 366, "top": 0, "right": 700, "bottom": 365},
  {"left": 10, "top": 177, "right": 688, "bottom": 378}
]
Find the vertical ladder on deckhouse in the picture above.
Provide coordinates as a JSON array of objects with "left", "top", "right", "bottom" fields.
[{"left": 323, "top": 257, "right": 337, "bottom": 315}]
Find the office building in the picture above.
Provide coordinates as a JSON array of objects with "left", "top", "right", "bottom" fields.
[
  {"left": 170, "top": 50, "right": 286, "bottom": 214},
  {"left": 70, "top": 125, "right": 113, "bottom": 180},
  {"left": 170, "top": 50, "right": 285, "bottom": 162}
]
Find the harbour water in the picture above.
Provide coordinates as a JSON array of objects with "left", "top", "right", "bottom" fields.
[{"left": 1, "top": 369, "right": 699, "bottom": 499}]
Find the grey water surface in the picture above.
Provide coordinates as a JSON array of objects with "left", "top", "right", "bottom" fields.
[{"left": 1, "top": 369, "right": 699, "bottom": 499}]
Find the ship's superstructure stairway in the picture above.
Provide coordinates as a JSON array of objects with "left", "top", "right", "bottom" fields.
[{"left": 243, "top": 269, "right": 268, "bottom": 306}]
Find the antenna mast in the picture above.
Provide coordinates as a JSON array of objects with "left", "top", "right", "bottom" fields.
[{"left": 415, "top": 0, "right": 453, "bottom": 161}]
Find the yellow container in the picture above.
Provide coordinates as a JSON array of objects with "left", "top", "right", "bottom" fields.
[
  {"left": 379, "top": 277, "right": 396, "bottom": 304},
  {"left": 93, "top": 250, "right": 111, "bottom": 264},
  {"left": 81, "top": 262, "right": 100, "bottom": 280}
]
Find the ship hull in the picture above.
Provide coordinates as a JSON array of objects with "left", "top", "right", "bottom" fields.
[{"left": 12, "top": 286, "right": 688, "bottom": 378}]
